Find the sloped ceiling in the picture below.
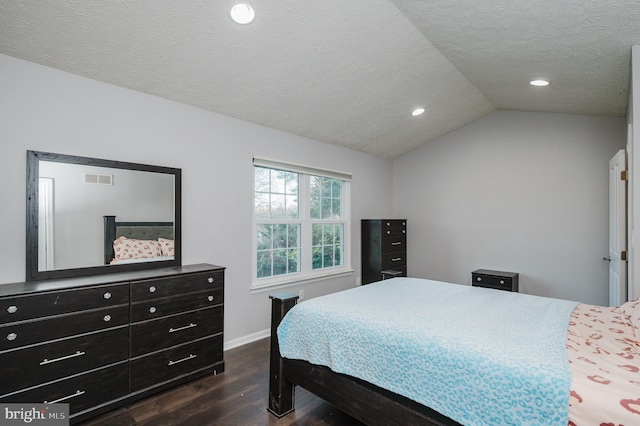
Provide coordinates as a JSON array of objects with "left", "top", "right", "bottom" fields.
[{"left": 0, "top": 1, "right": 638, "bottom": 158}]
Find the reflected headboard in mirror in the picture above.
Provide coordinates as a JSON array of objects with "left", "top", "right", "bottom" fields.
[{"left": 26, "top": 150, "right": 182, "bottom": 281}]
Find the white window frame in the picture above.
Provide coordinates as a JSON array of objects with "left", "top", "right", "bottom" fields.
[{"left": 251, "top": 157, "right": 353, "bottom": 290}]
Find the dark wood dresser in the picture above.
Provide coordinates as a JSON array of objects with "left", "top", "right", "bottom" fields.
[
  {"left": 471, "top": 269, "right": 519, "bottom": 292},
  {"left": 0, "top": 263, "right": 224, "bottom": 424},
  {"left": 361, "top": 219, "right": 407, "bottom": 284}
]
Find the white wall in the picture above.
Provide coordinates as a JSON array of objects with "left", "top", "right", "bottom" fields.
[
  {"left": 0, "top": 54, "right": 393, "bottom": 347},
  {"left": 393, "top": 110, "right": 626, "bottom": 305}
]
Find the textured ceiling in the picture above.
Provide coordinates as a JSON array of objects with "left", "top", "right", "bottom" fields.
[{"left": 0, "top": 1, "right": 638, "bottom": 158}]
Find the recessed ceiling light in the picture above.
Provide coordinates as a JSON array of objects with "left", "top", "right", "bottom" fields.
[
  {"left": 530, "top": 79, "right": 550, "bottom": 87},
  {"left": 230, "top": 3, "right": 255, "bottom": 24},
  {"left": 412, "top": 108, "right": 425, "bottom": 117}
]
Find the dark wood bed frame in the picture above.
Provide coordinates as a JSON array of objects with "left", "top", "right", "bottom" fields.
[
  {"left": 268, "top": 293, "right": 461, "bottom": 426},
  {"left": 103, "top": 215, "right": 175, "bottom": 265}
]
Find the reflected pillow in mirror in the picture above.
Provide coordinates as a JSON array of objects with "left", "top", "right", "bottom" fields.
[
  {"left": 112, "top": 236, "right": 162, "bottom": 262},
  {"left": 158, "top": 238, "right": 174, "bottom": 257}
]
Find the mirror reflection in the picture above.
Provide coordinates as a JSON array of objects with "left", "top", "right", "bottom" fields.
[{"left": 27, "top": 151, "right": 181, "bottom": 281}]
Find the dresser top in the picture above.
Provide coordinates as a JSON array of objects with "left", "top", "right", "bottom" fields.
[{"left": 0, "top": 263, "right": 225, "bottom": 297}]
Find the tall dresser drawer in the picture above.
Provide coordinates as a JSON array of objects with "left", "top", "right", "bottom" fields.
[
  {"left": 0, "top": 305, "right": 129, "bottom": 351},
  {"left": 130, "top": 335, "right": 223, "bottom": 391},
  {"left": 0, "top": 283, "right": 129, "bottom": 323},
  {"left": 0, "top": 362, "right": 128, "bottom": 416},
  {"left": 131, "top": 306, "right": 223, "bottom": 357},
  {"left": 381, "top": 236, "right": 405, "bottom": 253},
  {"left": 0, "top": 327, "right": 129, "bottom": 395},
  {"left": 131, "top": 271, "right": 224, "bottom": 302},
  {"left": 381, "top": 252, "right": 406, "bottom": 269},
  {"left": 131, "top": 289, "right": 223, "bottom": 322}
]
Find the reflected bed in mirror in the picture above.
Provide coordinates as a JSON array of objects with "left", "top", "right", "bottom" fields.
[{"left": 26, "top": 150, "right": 181, "bottom": 281}]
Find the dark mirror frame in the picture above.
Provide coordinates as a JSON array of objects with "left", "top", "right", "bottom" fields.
[{"left": 26, "top": 150, "right": 182, "bottom": 281}]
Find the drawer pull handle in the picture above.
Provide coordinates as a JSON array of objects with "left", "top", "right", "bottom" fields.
[
  {"left": 6, "top": 332, "right": 17, "bottom": 341},
  {"left": 386, "top": 222, "right": 391, "bottom": 226},
  {"left": 103, "top": 292, "right": 112, "bottom": 300},
  {"left": 149, "top": 286, "right": 156, "bottom": 293},
  {"left": 168, "top": 354, "right": 196, "bottom": 366},
  {"left": 208, "top": 295, "right": 214, "bottom": 302},
  {"left": 402, "top": 230, "right": 406, "bottom": 234},
  {"left": 500, "top": 280, "right": 505, "bottom": 285},
  {"left": 208, "top": 277, "right": 214, "bottom": 284},
  {"left": 44, "top": 390, "right": 85, "bottom": 404},
  {"left": 149, "top": 307, "right": 157, "bottom": 314},
  {"left": 477, "top": 277, "right": 482, "bottom": 281},
  {"left": 169, "top": 323, "right": 198, "bottom": 333},
  {"left": 103, "top": 315, "right": 111, "bottom": 322},
  {"left": 392, "top": 258, "right": 402, "bottom": 262},
  {"left": 386, "top": 230, "right": 391, "bottom": 235},
  {"left": 7, "top": 305, "right": 17, "bottom": 314},
  {"left": 40, "top": 351, "right": 86, "bottom": 365},
  {"left": 391, "top": 242, "right": 402, "bottom": 246}
]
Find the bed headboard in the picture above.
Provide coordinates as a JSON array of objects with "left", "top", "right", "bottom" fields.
[{"left": 104, "top": 215, "right": 175, "bottom": 265}]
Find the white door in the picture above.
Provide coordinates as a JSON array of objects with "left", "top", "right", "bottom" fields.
[{"left": 608, "top": 149, "right": 627, "bottom": 306}]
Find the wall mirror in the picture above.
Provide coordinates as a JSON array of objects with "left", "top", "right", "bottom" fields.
[{"left": 26, "top": 150, "right": 181, "bottom": 281}]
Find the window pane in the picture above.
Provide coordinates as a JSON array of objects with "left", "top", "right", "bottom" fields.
[
  {"left": 332, "top": 179, "right": 341, "bottom": 198},
  {"left": 255, "top": 193, "right": 270, "bottom": 219},
  {"left": 273, "top": 249, "right": 287, "bottom": 275},
  {"left": 255, "top": 167, "right": 270, "bottom": 192},
  {"left": 287, "top": 248, "right": 300, "bottom": 273},
  {"left": 332, "top": 198, "right": 341, "bottom": 218},
  {"left": 288, "top": 224, "right": 300, "bottom": 248},
  {"left": 256, "top": 224, "right": 272, "bottom": 250},
  {"left": 257, "top": 251, "right": 272, "bottom": 278},
  {"left": 271, "top": 170, "right": 286, "bottom": 193},
  {"left": 273, "top": 224, "right": 287, "bottom": 248},
  {"left": 312, "top": 246, "right": 322, "bottom": 269}
]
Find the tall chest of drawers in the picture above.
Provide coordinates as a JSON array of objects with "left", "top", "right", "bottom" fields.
[
  {"left": 361, "top": 219, "right": 407, "bottom": 284},
  {"left": 0, "top": 263, "right": 224, "bottom": 424}
]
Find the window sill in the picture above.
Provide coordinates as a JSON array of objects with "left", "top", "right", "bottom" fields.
[{"left": 250, "top": 268, "right": 355, "bottom": 294}]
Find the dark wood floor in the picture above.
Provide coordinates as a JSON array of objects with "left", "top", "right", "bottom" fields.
[{"left": 79, "top": 338, "right": 365, "bottom": 425}]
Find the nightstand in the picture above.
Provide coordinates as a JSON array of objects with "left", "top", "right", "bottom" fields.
[{"left": 471, "top": 269, "right": 519, "bottom": 292}]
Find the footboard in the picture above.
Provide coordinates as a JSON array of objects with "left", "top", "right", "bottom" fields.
[{"left": 267, "top": 293, "right": 460, "bottom": 426}]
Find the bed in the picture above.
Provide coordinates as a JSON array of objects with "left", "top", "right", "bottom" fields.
[
  {"left": 268, "top": 278, "right": 640, "bottom": 425},
  {"left": 103, "top": 215, "right": 175, "bottom": 265}
]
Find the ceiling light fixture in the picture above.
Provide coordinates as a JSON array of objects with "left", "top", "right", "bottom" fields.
[
  {"left": 230, "top": 3, "right": 255, "bottom": 24},
  {"left": 412, "top": 108, "right": 425, "bottom": 117},
  {"left": 530, "top": 79, "right": 550, "bottom": 87}
]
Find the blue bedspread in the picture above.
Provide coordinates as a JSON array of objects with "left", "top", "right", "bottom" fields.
[{"left": 277, "top": 278, "right": 579, "bottom": 426}]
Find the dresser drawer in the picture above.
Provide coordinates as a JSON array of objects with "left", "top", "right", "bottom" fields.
[
  {"left": 0, "top": 283, "right": 129, "bottom": 323},
  {"left": 381, "top": 252, "right": 406, "bottom": 269},
  {"left": 131, "top": 306, "right": 223, "bottom": 357},
  {"left": 0, "top": 305, "right": 129, "bottom": 351},
  {"left": 130, "top": 335, "right": 223, "bottom": 391},
  {"left": 0, "top": 362, "right": 128, "bottom": 416},
  {"left": 0, "top": 327, "right": 129, "bottom": 395},
  {"left": 381, "top": 236, "right": 405, "bottom": 253},
  {"left": 131, "top": 288, "right": 223, "bottom": 322},
  {"left": 381, "top": 227, "right": 407, "bottom": 237},
  {"left": 131, "top": 270, "right": 224, "bottom": 302}
]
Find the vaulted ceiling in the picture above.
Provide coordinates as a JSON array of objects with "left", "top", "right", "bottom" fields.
[{"left": 1, "top": 1, "right": 638, "bottom": 158}]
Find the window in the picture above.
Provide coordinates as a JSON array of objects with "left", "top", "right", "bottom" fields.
[{"left": 253, "top": 158, "right": 351, "bottom": 289}]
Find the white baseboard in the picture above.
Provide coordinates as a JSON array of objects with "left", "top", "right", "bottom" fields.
[{"left": 223, "top": 328, "right": 271, "bottom": 351}]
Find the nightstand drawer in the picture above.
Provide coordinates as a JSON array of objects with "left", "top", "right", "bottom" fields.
[
  {"left": 0, "top": 284, "right": 129, "bottom": 323},
  {"left": 0, "top": 362, "right": 128, "bottom": 415},
  {"left": 130, "top": 335, "right": 223, "bottom": 391},
  {"left": 0, "top": 305, "right": 129, "bottom": 351},
  {"left": 0, "top": 326, "right": 129, "bottom": 395},
  {"left": 132, "top": 270, "right": 224, "bottom": 302},
  {"left": 131, "top": 306, "right": 223, "bottom": 357},
  {"left": 472, "top": 269, "right": 519, "bottom": 292},
  {"left": 131, "top": 289, "right": 223, "bottom": 322}
]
